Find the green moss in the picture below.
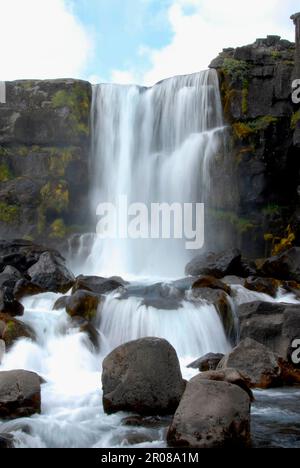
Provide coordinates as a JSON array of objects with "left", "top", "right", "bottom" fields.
[
  {"left": 52, "top": 84, "right": 90, "bottom": 137},
  {"left": 49, "top": 148, "right": 74, "bottom": 177},
  {"left": 0, "top": 163, "right": 12, "bottom": 182},
  {"left": 50, "top": 219, "right": 67, "bottom": 239},
  {"left": 291, "top": 111, "right": 300, "bottom": 130},
  {"left": 0, "top": 202, "right": 20, "bottom": 224},
  {"left": 222, "top": 58, "right": 250, "bottom": 82},
  {"left": 233, "top": 116, "right": 278, "bottom": 140},
  {"left": 271, "top": 51, "right": 281, "bottom": 60},
  {"left": 40, "top": 181, "right": 69, "bottom": 213}
]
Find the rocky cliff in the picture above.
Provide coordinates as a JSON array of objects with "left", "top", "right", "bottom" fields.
[
  {"left": 0, "top": 79, "right": 92, "bottom": 244},
  {"left": 210, "top": 35, "right": 300, "bottom": 257}
]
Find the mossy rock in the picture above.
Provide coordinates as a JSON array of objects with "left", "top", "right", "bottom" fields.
[
  {"left": 0, "top": 203, "right": 20, "bottom": 224},
  {"left": 0, "top": 313, "right": 35, "bottom": 348}
]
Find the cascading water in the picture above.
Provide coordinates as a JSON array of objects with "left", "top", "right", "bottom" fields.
[{"left": 84, "top": 70, "right": 226, "bottom": 278}]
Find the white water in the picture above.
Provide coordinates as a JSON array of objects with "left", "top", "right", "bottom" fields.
[
  {"left": 85, "top": 70, "right": 226, "bottom": 277},
  {"left": 0, "top": 292, "right": 230, "bottom": 448}
]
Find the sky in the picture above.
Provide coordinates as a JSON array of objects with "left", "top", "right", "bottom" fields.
[{"left": 0, "top": 0, "right": 299, "bottom": 86}]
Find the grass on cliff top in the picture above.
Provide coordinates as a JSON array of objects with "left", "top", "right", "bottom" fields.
[{"left": 52, "top": 84, "right": 90, "bottom": 137}]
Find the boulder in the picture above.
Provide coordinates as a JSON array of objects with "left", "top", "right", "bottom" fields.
[
  {"left": 0, "top": 313, "right": 34, "bottom": 348},
  {"left": 167, "top": 377, "right": 251, "bottom": 448},
  {"left": 72, "top": 275, "right": 124, "bottom": 295},
  {"left": 244, "top": 277, "right": 280, "bottom": 298},
  {"left": 27, "top": 252, "right": 75, "bottom": 294},
  {"left": 13, "top": 279, "right": 46, "bottom": 301},
  {"left": 0, "top": 288, "right": 24, "bottom": 316},
  {"left": 238, "top": 301, "right": 300, "bottom": 359},
  {"left": 261, "top": 248, "right": 300, "bottom": 283},
  {"left": 0, "top": 370, "right": 41, "bottom": 419},
  {"left": 0, "top": 240, "right": 61, "bottom": 273},
  {"left": 218, "top": 338, "right": 300, "bottom": 388},
  {"left": 196, "top": 368, "right": 254, "bottom": 401},
  {"left": 185, "top": 249, "right": 242, "bottom": 278},
  {"left": 102, "top": 338, "right": 186, "bottom": 415},
  {"left": 192, "top": 276, "right": 231, "bottom": 295},
  {"left": 0, "top": 434, "right": 14, "bottom": 448},
  {"left": 120, "top": 282, "right": 184, "bottom": 310},
  {"left": 66, "top": 290, "right": 102, "bottom": 321},
  {"left": 188, "top": 353, "right": 225, "bottom": 371}
]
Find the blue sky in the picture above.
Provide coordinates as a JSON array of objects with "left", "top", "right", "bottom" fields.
[{"left": 0, "top": 0, "right": 299, "bottom": 85}]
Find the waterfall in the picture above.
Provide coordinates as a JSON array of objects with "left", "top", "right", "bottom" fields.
[
  {"left": 84, "top": 70, "right": 226, "bottom": 278},
  {"left": 0, "top": 82, "right": 6, "bottom": 104}
]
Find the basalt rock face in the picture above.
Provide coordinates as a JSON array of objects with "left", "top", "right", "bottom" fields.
[
  {"left": 0, "top": 79, "right": 92, "bottom": 244},
  {"left": 210, "top": 36, "right": 300, "bottom": 258}
]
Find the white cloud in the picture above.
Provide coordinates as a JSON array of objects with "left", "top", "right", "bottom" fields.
[
  {"left": 0, "top": 0, "right": 91, "bottom": 81},
  {"left": 111, "top": 70, "right": 138, "bottom": 85},
  {"left": 141, "top": 0, "right": 299, "bottom": 86}
]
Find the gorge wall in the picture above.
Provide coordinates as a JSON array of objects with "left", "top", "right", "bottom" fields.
[
  {"left": 0, "top": 79, "right": 92, "bottom": 245},
  {"left": 210, "top": 34, "right": 300, "bottom": 257},
  {"left": 0, "top": 29, "right": 299, "bottom": 260}
]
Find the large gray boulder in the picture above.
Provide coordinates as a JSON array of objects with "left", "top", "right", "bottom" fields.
[
  {"left": 0, "top": 370, "right": 41, "bottom": 419},
  {"left": 102, "top": 338, "right": 186, "bottom": 415},
  {"left": 72, "top": 275, "right": 125, "bottom": 296},
  {"left": 261, "top": 248, "right": 300, "bottom": 283},
  {"left": 65, "top": 290, "right": 102, "bottom": 321},
  {"left": 167, "top": 377, "right": 251, "bottom": 448},
  {"left": 238, "top": 301, "right": 300, "bottom": 361},
  {"left": 188, "top": 353, "right": 225, "bottom": 371},
  {"left": 218, "top": 338, "right": 300, "bottom": 388},
  {"left": 28, "top": 251, "right": 75, "bottom": 294},
  {"left": 185, "top": 249, "right": 242, "bottom": 278}
]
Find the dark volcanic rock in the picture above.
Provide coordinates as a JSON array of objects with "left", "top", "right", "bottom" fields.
[
  {"left": 261, "top": 248, "right": 300, "bottom": 283},
  {"left": 120, "top": 282, "right": 184, "bottom": 310},
  {"left": 0, "top": 288, "right": 24, "bottom": 316},
  {"left": 72, "top": 276, "right": 124, "bottom": 296},
  {"left": 27, "top": 252, "right": 75, "bottom": 294},
  {"left": 0, "top": 240, "right": 60, "bottom": 273},
  {"left": 188, "top": 353, "right": 225, "bottom": 371},
  {"left": 185, "top": 249, "right": 242, "bottom": 278},
  {"left": 53, "top": 295, "right": 68, "bottom": 311},
  {"left": 192, "top": 276, "right": 231, "bottom": 295},
  {"left": 0, "top": 313, "right": 35, "bottom": 348},
  {"left": 0, "top": 370, "right": 41, "bottom": 419},
  {"left": 238, "top": 301, "right": 300, "bottom": 359},
  {"left": 167, "top": 377, "right": 251, "bottom": 448},
  {"left": 66, "top": 290, "right": 102, "bottom": 321},
  {"left": 218, "top": 338, "right": 300, "bottom": 388},
  {"left": 13, "top": 279, "right": 46, "bottom": 301},
  {"left": 102, "top": 338, "right": 186, "bottom": 416},
  {"left": 196, "top": 368, "right": 254, "bottom": 401},
  {"left": 244, "top": 276, "right": 280, "bottom": 297}
]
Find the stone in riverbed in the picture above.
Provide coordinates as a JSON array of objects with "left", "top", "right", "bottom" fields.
[
  {"left": 218, "top": 338, "right": 300, "bottom": 388},
  {"left": 196, "top": 368, "right": 254, "bottom": 401},
  {"left": 0, "top": 313, "right": 35, "bottom": 348},
  {"left": 66, "top": 290, "right": 102, "bottom": 321},
  {"left": 0, "top": 370, "right": 41, "bottom": 419},
  {"left": 102, "top": 338, "right": 186, "bottom": 416},
  {"left": 167, "top": 377, "right": 251, "bottom": 448},
  {"left": 188, "top": 353, "right": 225, "bottom": 371},
  {"left": 185, "top": 249, "right": 242, "bottom": 278},
  {"left": 244, "top": 276, "right": 280, "bottom": 297},
  {"left": 0, "top": 288, "right": 24, "bottom": 317},
  {"left": 27, "top": 251, "right": 75, "bottom": 294},
  {"left": 72, "top": 275, "right": 125, "bottom": 295},
  {"left": 13, "top": 278, "right": 47, "bottom": 301},
  {"left": 70, "top": 316, "right": 100, "bottom": 350},
  {"left": 238, "top": 301, "right": 300, "bottom": 360},
  {"left": 192, "top": 276, "right": 231, "bottom": 295},
  {"left": 261, "top": 247, "right": 300, "bottom": 283}
]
